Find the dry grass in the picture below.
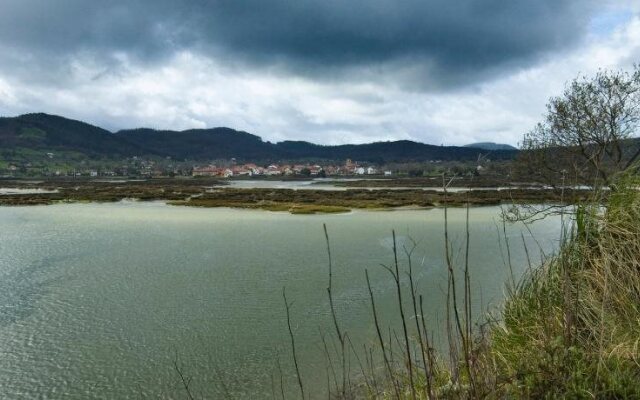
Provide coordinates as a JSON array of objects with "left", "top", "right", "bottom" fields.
[{"left": 310, "top": 174, "right": 640, "bottom": 399}]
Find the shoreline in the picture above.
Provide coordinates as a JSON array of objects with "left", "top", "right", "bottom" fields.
[{"left": 0, "top": 178, "right": 592, "bottom": 214}]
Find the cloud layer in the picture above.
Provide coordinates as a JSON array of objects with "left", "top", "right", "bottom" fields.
[
  {"left": 0, "top": 1, "right": 638, "bottom": 145},
  {"left": 0, "top": 1, "right": 595, "bottom": 85}
]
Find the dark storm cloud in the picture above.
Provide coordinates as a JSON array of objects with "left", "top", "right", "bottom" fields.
[{"left": 0, "top": 0, "right": 595, "bottom": 88}]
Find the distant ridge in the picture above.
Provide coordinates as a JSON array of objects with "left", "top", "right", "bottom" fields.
[
  {"left": 0, "top": 113, "right": 518, "bottom": 162},
  {"left": 464, "top": 142, "right": 518, "bottom": 151}
]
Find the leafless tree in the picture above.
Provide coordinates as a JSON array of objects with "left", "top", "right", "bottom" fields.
[{"left": 519, "top": 66, "right": 640, "bottom": 189}]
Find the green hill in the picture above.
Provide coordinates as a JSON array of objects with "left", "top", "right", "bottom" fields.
[
  {"left": 0, "top": 113, "right": 143, "bottom": 156},
  {"left": 0, "top": 113, "right": 519, "bottom": 162}
]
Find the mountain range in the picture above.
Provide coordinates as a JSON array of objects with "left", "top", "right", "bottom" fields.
[{"left": 0, "top": 113, "right": 518, "bottom": 163}]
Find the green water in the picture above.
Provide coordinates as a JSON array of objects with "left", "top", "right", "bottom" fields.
[{"left": 0, "top": 202, "right": 562, "bottom": 398}]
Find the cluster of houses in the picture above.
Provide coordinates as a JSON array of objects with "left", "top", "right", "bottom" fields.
[
  {"left": 194, "top": 163, "right": 305, "bottom": 177},
  {"left": 192, "top": 159, "right": 385, "bottom": 178},
  {"left": 1, "top": 154, "right": 397, "bottom": 178}
]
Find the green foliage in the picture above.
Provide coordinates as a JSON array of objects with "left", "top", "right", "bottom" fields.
[{"left": 19, "top": 127, "right": 47, "bottom": 141}]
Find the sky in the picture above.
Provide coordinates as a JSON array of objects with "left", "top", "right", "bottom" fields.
[{"left": 0, "top": 1, "right": 639, "bottom": 146}]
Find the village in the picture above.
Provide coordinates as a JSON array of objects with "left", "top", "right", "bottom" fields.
[
  {"left": 0, "top": 156, "right": 389, "bottom": 178},
  {"left": 191, "top": 159, "right": 387, "bottom": 178},
  {"left": 1, "top": 149, "right": 490, "bottom": 179}
]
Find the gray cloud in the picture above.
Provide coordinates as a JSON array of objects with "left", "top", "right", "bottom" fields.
[
  {"left": 2, "top": 1, "right": 636, "bottom": 147},
  {"left": 0, "top": 0, "right": 596, "bottom": 88}
]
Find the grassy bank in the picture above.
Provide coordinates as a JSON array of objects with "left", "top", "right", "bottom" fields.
[
  {"left": 328, "top": 175, "right": 640, "bottom": 399},
  {"left": 475, "top": 177, "right": 640, "bottom": 398}
]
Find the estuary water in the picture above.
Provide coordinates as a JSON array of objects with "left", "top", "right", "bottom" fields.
[
  {"left": 0, "top": 202, "right": 562, "bottom": 398},
  {"left": 214, "top": 178, "right": 510, "bottom": 191}
]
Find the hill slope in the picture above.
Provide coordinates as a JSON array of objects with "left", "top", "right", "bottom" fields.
[
  {"left": 115, "top": 127, "right": 280, "bottom": 160},
  {"left": 0, "top": 113, "right": 519, "bottom": 162},
  {"left": 465, "top": 142, "right": 518, "bottom": 151},
  {"left": 0, "top": 113, "right": 143, "bottom": 156},
  {"left": 276, "top": 140, "right": 516, "bottom": 162}
]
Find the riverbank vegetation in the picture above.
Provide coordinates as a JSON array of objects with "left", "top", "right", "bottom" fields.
[
  {"left": 173, "top": 187, "right": 589, "bottom": 212},
  {"left": 317, "top": 174, "right": 638, "bottom": 399},
  {"left": 0, "top": 178, "right": 592, "bottom": 213}
]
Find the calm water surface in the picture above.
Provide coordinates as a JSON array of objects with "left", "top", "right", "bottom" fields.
[
  {"left": 215, "top": 178, "right": 512, "bottom": 191},
  {"left": 0, "top": 202, "right": 562, "bottom": 398}
]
